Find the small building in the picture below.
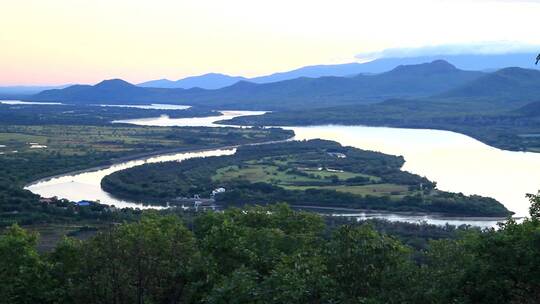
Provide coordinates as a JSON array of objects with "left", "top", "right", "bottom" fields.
[
  {"left": 328, "top": 152, "right": 347, "bottom": 159},
  {"left": 76, "top": 200, "right": 92, "bottom": 207},
  {"left": 194, "top": 200, "right": 217, "bottom": 211},
  {"left": 212, "top": 187, "right": 226, "bottom": 196}
]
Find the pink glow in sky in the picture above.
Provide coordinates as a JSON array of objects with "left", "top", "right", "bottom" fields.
[{"left": 1, "top": 0, "right": 540, "bottom": 85}]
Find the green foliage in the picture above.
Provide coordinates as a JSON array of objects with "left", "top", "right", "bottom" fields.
[
  {"left": 47, "top": 215, "right": 200, "bottom": 304},
  {"left": 526, "top": 191, "right": 540, "bottom": 219},
  {"left": 327, "top": 224, "right": 414, "bottom": 303},
  {"left": 0, "top": 225, "right": 51, "bottom": 303},
  {"left": 2, "top": 201, "right": 540, "bottom": 303}
]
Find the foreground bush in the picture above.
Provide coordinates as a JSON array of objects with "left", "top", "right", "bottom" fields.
[{"left": 2, "top": 198, "right": 540, "bottom": 303}]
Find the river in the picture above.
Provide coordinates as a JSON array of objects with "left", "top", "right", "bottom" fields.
[
  {"left": 25, "top": 109, "right": 263, "bottom": 209},
  {"left": 26, "top": 148, "right": 236, "bottom": 209},
  {"left": 26, "top": 110, "right": 540, "bottom": 227}
]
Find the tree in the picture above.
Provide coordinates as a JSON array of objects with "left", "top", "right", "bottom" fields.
[
  {"left": 526, "top": 191, "right": 540, "bottom": 220},
  {"left": 326, "top": 224, "right": 414, "bottom": 303},
  {"left": 0, "top": 225, "right": 51, "bottom": 304},
  {"left": 55, "top": 215, "right": 199, "bottom": 304},
  {"left": 264, "top": 252, "right": 336, "bottom": 304}
]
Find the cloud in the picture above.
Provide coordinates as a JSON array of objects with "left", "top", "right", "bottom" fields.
[{"left": 356, "top": 41, "right": 540, "bottom": 61}]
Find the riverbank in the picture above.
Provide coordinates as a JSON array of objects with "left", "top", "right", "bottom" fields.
[
  {"left": 100, "top": 139, "right": 512, "bottom": 220},
  {"left": 0, "top": 123, "right": 292, "bottom": 225},
  {"left": 220, "top": 101, "right": 540, "bottom": 153}
]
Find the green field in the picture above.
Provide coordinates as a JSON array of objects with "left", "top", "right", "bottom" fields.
[
  {"left": 211, "top": 149, "right": 417, "bottom": 199},
  {"left": 213, "top": 163, "right": 397, "bottom": 197},
  {"left": 283, "top": 183, "right": 410, "bottom": 197},
  {"left": 0, "top": 125, "right": 291, "bottom": 156}
]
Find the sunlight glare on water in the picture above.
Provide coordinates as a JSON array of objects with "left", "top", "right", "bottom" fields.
[{"left": 290, "top": 125, "right": 540, "bottom": 217}]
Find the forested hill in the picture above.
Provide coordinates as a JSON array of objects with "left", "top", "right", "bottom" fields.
[
  {"left": 28, "top": 79, "right": 171, "bottom": 104},
  {"left": 440, "top": 67, "right": 540, "bottom": 101},
  {"left": 28, "top": 61, "right": 483, "bottom": 110},
  {"left": 159, "top": 60, "right": 483, "bottom": 109}
]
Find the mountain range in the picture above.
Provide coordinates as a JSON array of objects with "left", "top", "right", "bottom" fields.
[
  {"left": 139, "top": 73, "right": 247, "bottom": 89},
  {"left": 441, "top": 67, "right": 540, "bottom": 101},
  {"left": 137, "top": 53, "right": 539, "bottom": 90},
  {"left": 168, "top": 60, "right": 485, "bottom": 109},
  {"left": 29, "top": 60, "right": 500, "bottom": 110}
]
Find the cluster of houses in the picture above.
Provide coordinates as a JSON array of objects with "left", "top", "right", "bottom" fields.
[
  {"left": 38, "top": 187, "right": 227, "bottom": 213},
  {"left": 170, "top": 187, "right": 226, "bottom": 211},
  {"left": 38, "top": 196, "right": 117, "bottom": 212}
]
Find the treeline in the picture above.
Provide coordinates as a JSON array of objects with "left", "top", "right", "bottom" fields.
[
  {"left": 102, "top": 140, "right": 510, "bottom": 216},
  {"left": 0, "top": 103, "right": 216, "bottom": 125},
  {"left": 2, "top": 199, "right": 540, "bottom": 303},
  {"left": 218, "top": 182, "right": 508, "bottom": 216}
]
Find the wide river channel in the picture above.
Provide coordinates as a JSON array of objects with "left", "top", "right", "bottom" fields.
[{"left": 26, "top": 108, "right": 540, "bottom": 227}]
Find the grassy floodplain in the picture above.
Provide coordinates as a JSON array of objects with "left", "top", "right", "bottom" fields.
[
  {"left": 0, "top": 122, "right": 293, "bottom": 228},
  {"left": 102, "top": 139, "right": 511, "bottom": 216}
]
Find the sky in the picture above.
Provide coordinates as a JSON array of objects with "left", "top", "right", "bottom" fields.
[{"left": 1, "top": 0, "right": 540, "bottom": 85}]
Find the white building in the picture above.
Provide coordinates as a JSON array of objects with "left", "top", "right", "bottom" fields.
[{"left": 212, "top": 187, "right": 226, "bottom": 196}]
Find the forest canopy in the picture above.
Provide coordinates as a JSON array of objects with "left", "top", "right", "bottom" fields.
[{"left": 2, "top": 195, "right": 540, "bottom": 304}]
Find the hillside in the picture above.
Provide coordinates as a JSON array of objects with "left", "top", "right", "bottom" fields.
[
  {"left": 440, "top": 67, "right": 540, "bottom": 101},
  {"left": 176, "top": 60, "right": 483, "bottom": 109},
  {"left": 31, "top": 79, "right": 163, "bottom": 104},
  {"left": 30, "top": 61, "right": 484, "bottom": 110},
  {"left": 137, "top": 53, "right": 539, "bottom": 89}
]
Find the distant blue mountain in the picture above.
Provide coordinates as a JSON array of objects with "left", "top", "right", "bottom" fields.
[
  {"left": 0, "top": 85, "right": 70, "bottom": 98},
  {"left": 355, "top": 53, "right": 540, "bottom": 73},
  {"left": 138, "top": 53, "right": 539, "bottom": 89},
  {"left": 30, "top": 61, "right": 485, "bottom": 109},
  {"left": 170, "top": 60, "right": 484, "bottom": 109},
  {"left": 248, "top": 63, "right": 369, "bottom": 83},
  {"left": 440, "top": 67, "right": 540, "bottom": 101},
  {"left": 252, "top": 53, "right": 539, "bottom": 82},
  {"left": 138, "top": 73, "right": 247, "bottom": 89},
  {"left": 31, "top": 79, "right": 160, "bottom": 104}
]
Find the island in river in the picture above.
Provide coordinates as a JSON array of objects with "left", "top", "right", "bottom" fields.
[{"left": 101, "top": 139, "right": 511, "bottom": 217}]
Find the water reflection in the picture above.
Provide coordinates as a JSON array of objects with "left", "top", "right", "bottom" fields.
[
  {"left": 97, "top": 104, "right": 191, "bottom": 110},
  {"left": 113, "top": 110, "right": 266, "bottom": 127},
  {"left": 0, "top": 100, "right": 62, "bottom": 105},
  {"left": 290, "top": 125, "right": 540, "bottom": 217},
  {"left": 26, "top": 149, "right": 236, "bottom": 209}
]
